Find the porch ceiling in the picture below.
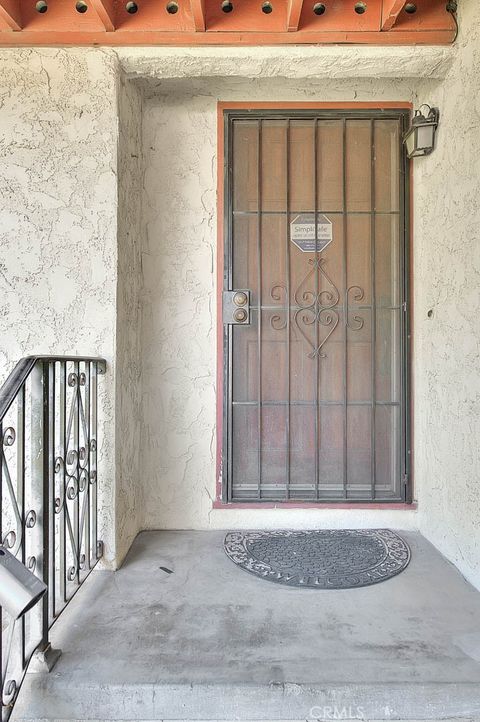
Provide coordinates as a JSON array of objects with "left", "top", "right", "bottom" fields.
[{"left": 0, "top": 0, "right": 456, "bottom": 46}]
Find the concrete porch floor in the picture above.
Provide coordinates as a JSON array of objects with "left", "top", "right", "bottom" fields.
[{"left": 12, "top": 530, "right": 480, "bottom": 721}]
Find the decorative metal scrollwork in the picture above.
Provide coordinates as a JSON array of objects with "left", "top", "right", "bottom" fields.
[
  {"left": 268, "top": 260, "right": 365, "bottom": 358},
  {"left": 2, "top": 679, "right": 17, "bottom": 707},
  {"left": 2, "top": 530, "right": 16, "bottom": 549},
  {"left": 346, "top": 285, "right": 365, "bottom": 330},
  {"left": 269, "top": 283, "right": 288, "bottom": 331},
  {"left": 25, "top": 510, "right": 37, "bottom": 529},
  {"left": 3, "top": 427, "right": 15, "bottom": 446},
  {"left": 269, "top": 258, "right": 341, "bottom": 358},
  {"left": 294, "top": 257, "right": 340, "bottom": 310},
  {"left": 294, "top": 305, "right": 340, "bottom": 359}
]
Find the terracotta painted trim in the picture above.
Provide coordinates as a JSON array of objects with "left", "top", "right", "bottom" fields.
[
  {"left": 0, "top": 29, "right": 454, "bottom": 45},
  {"left": 218, "top": 101, "right": 413, "bottom": 111},
  {"left": 216, "top": 101, "right": 415, "bottom": 508},
  {"left": 216, "top": 102, "right": 225, "bottom": 502}
]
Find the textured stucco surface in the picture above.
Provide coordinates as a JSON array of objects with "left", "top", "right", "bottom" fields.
[
  {"left": 0, "top": 48, "right": 120, "bottom": 565},
  {"left": 117, "top": 45, "right": 454, "bottom": 81},
  {"left": 140, "top": 76, "right": 425, "bottom": 533},
  {"left": 115, "top": 73, "right": 144, "bottom": 561},
  {"left": 0, "top": 49, "right": 145, "bottom": 567},
  {"left": 413, "top": 0, "right": 480, "bottom": 590}
]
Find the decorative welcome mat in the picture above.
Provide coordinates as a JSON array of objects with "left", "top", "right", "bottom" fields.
[{"left": 224, "top": 529, "right": 410, "bottom": 589}]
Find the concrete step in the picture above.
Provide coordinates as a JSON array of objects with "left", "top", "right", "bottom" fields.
[{"left": 11, "top": 677, "right": 480, "bottom": 721}]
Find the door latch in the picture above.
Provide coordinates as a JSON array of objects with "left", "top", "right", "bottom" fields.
[{"left": 223, "top": 290, "right": 251, "bottom": 325}]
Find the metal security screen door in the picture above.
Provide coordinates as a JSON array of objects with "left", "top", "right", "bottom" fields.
[{"left": 222, "top": 109, "right": 411, "bottom": 503}]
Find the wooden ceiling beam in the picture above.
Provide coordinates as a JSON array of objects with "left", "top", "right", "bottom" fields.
[
  {"left": 286, "top": 0, "right": 304, "bottom": 32},
  {"left": 381, "top": 0, "right": 406, "bottom": 31},
  {"left": 90, "top": 0, "right": 115, "bottom": 31},
  {"left": 190, "top": 0, "right": 206, "bottom": 31},
  {"left": 0, "top": 0, "right": 21, "bottom": 30},
  {"left": 0, "top": 28, "right": 454, "bottom": 44}
]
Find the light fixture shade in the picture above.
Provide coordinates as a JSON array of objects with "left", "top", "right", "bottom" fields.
[
  {"left": 0, "top": 547, "right": 47, "bottom": 619},
  {"left": 403, "top": 106, "right": 439, "bottom": 159}
]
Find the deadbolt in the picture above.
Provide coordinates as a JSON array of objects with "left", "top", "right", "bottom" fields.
[
  {"left": 233, "top": 291, "right": 248, "bottom": 307},
  {"left": 233, "top": 308, "right": 248, "bottom": 323},
  {"left": 223, "top": 289, "right": 251, "bottom": 325}
]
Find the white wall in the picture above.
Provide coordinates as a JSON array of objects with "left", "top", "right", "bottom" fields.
[
  {"left": 414, "top": 0, "right": 480, "bottom": 589},
  {"left": 0, "top": 49, "right": 120, "bottom": 565},
  {"left": 0, "top": 49, "right": 144, "bottom": 567},
  {"left": 140, "top": 76, "right": 426, "bottom": 533},
  {"left": 116, "top": 73, "right": 144, "bottom": 561}
]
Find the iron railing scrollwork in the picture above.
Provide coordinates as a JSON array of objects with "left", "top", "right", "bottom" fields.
[{"left": 0, "top": 356, "right": 106, "bottom": 721}]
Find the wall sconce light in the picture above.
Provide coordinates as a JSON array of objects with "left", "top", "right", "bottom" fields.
[
  {"left": 403, "top": 105, "right": 439, "bottom": 159},
  {"left": 0, "top": 547, "right": 47, "bottom": 620}
]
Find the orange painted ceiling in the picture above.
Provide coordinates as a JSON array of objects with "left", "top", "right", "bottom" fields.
[{"left": 0, "top": 0, "right": 456, "bottom": 45}]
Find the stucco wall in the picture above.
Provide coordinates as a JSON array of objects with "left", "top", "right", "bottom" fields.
[
  {"left": 414, "top": 0, "right": 480, "bottom": 589},
  {"left": 140, "top": 76, "right": 428, "bottom": 533},
  {"left": 0, "top": 49, "right": 146, "bottom": 567},
  {"left": 0, "top": 48, "right": 120, "bottom": 565},
  {"left": 116, "top": 73, "right": 144, "bottom": 561}
]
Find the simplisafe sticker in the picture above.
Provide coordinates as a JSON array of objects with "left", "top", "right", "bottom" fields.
[{"left": 290, "top": 213, "right": 333, "bottom": 253}]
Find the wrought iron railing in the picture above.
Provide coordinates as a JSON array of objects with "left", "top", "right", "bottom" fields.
[{"left": 0, "top": 356, "right": 106, "bottom": 721}]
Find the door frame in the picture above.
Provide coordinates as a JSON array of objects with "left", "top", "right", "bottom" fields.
[{"left": 216, "top": 101, "right": 414, "bottom": 507}]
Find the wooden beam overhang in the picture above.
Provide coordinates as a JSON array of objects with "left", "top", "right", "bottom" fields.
[
  {"left": 0, "top": 0, "right": 457, "bottom": 45},
  {"left": 190, "top": 0, "right": 206, "bottom": 31},
  {"left": 0, "top": 0, "right": 22, "bottom": 30},
  {"left": 90, "top": 0, "right": 115, "bottom": 30},
  {"left": 381, "top": 0, "right": 406, "bottom": 30},
  {"left": 286, "top": 0, "right": 304, "bottom": 32}
]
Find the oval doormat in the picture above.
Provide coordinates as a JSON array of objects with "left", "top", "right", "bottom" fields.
[{"left": 224, "top": 529, "right": 410, "bottom": 589}]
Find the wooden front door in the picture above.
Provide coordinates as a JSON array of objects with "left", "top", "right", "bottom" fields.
[{"left": 221, "top": 108, "right": 411, "bottom": 503}]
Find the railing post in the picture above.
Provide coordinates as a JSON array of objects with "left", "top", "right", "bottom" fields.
[{"left": 28, "top": 361, "right": 61, "bottom": 673}]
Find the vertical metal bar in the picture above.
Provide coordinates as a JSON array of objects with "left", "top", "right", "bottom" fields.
[
  {"left": 91, "top": 363, "right": 98, "bottom": 564},
  {"left": 370, "top": 119, "right": 377, "bottom": 501},
  {"left": 342, "top": 119, "right": 348, "bottom": 499},
  {"left": 400, "top": 113, "right": 411, "bottom": 502},
  {"left": 59, "top": 362, "right": 66, "bottom": 603},
  {"left": 84, "top": 363, "right": 91, "bottom": 574},
  {"left": 256, "top": 119, "right": 263, "bottom": 499},
  {"left": 73, "top": 361, "right": 79, "bottom": 584},
  {"left": 313, "top": 118, "right": 320, "bottom": 500},
  {"left": 41, "top": 362, "right": 50, "bottom": 648},
  {"left": 0, "top": 417, "right": 3, "bottom": 696},
  {"left": 48, "top": 363, "right": 55, "bottom": 626},
  {"left": 226, "top": 116, "right": 234, "bottom": 502},
  {"left": 285, "top": 119, "right": 291, "bottom": 499},
  {"left": 16, "top": 387, "right": 26, "bottom": 668},
  {"left": 29, "top": 362, "right": 48, "bottom": 650}
]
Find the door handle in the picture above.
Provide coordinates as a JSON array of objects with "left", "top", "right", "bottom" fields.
[{"left": 223, "top": 290, "right": 251, "bottom": 325}]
